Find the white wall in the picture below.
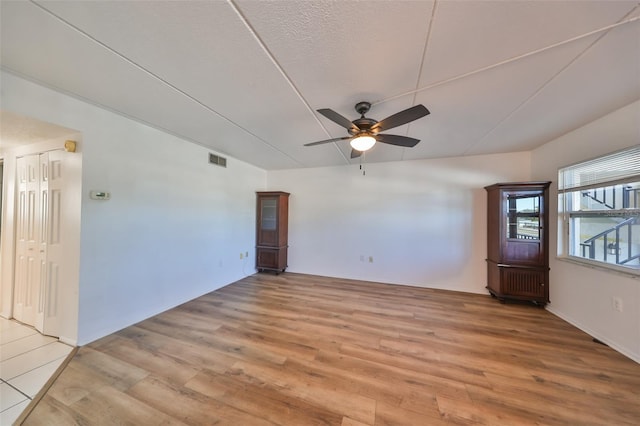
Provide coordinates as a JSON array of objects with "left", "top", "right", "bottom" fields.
[
  {"left": 531, "top": 100, "right": 640, "bottom": 363},
  {"left": 268, "top": 152, "right": 531, "bottom": 293},
  {"left": 1, "top": 72, "right": 266, "bottom": 345}
]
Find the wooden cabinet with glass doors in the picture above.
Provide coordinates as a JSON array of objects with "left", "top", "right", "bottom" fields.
[
  {"left": 256, "top": 191, "right": 289, "bottom": 273},
  {"left": 485, "top": 182, "right": 551, "bottom": 305}
]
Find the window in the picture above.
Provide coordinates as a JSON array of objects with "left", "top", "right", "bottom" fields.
[{"left": 558, "top": 146, "right": 640, "bottom": 274}]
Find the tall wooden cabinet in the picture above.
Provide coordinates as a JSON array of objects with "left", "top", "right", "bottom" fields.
[
  {"left": 485, "top": 182, "right": 551, "bottom": 305},
  {"left": 256, "top": 191, "right": 289, "bottom": 274}
]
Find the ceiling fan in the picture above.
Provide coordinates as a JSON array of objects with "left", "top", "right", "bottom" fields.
[{"left": 305, "top": 101, "right": 430, "bottom": 158}]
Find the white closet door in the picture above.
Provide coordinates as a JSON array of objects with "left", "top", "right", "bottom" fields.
[{"left": 13, "top": 151, "right": 65, "bottom": 336}]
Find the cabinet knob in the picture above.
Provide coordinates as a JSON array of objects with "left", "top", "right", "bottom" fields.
[{"left": 540, "top": 283, "right": 545, "bottom": 286}]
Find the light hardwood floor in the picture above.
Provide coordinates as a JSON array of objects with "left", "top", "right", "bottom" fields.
[{"left": 22, "top": 273, "right": 640, "bottom": 425}]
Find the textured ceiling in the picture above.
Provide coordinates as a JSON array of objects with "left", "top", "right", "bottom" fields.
[
  {"left": 1, "top": 1, "right": 639, "bottom": 170},
  {"left": 0, "top": 110, "right": 78, "bottom": 153}
]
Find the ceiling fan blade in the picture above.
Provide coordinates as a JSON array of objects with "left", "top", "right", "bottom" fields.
[
  {"left": 304, "top": 136, "right": 351, "bottom": 147},
  {"left": 376, "top": 133, "right": 420, "bottom": 148},
  {"left": 317, "top": 109, "right": 360, "bottom": 131},
  {"left": 350, "top": 148, "right": 362, "bottom": 159},
  {"left": 372, "top": 104, "right": 430, "bottom": 132}
]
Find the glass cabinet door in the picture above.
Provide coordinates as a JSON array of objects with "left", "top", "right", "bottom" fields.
[
  {"left": 506, "top": 193, "right": 541, "bottom": 240},
  {"left": 261, "top": 199, "right": 277, "bottom": 231}
]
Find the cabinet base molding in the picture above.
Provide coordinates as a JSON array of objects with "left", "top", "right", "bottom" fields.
[{"left": 257, "top": 268, "right": 287, "bottom": 275}]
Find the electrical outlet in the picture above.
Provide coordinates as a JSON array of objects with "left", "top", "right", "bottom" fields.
[
  {"left": 245, "top": 251, "right": 249, "bottom": 258},
  {"left": 612, "top": 297, "right": 623, "bottom": 312},
  {"left": 240, "top": 253, "right": 243, "bottom": 259},
  {"left": 368, "top": 256, "right": 373, "bottom": 263}
]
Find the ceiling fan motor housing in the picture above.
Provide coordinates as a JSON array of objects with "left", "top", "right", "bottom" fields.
[
  {"left": 354, "top": 101, "right": 371, "bottom": 116},
  {"left": 349, "top": 117, "right": 378, "bottom": 136}
]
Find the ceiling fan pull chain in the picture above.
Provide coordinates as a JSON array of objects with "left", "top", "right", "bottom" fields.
[{"left": 361, "top": 153, "right": 366, "bottom": 176}]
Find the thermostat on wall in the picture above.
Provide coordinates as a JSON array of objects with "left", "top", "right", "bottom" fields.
[{"left": 90, "top": 190, "right": 111, "bottom": 200}]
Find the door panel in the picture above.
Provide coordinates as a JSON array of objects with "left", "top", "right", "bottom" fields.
[
  {"left": 42, "top": 151, "right": 64, "bottom": 336},
  {"left": 13, "top": 155, "right": 41, "bottom": 328},
  {"left": 35, "top": 153, "right": 49, "bottom": 331}
]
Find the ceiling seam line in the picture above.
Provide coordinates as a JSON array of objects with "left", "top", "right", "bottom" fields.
[
  {"left": 412, "top": 0, "right": 439, "bottom": 102},
  {"left": 373, "top": 15, "right": 640, "bottom": 106},
  {"left": 402, "top": 0, "right": 439, "bottom": 162},
  {"left": 462, "top": 6, "right": 640, "bottom": 156},
  {"left": 28, "top": 0, "right": 305, "bottom": 167},
  {"left": 228, "top": 0, "right": 350, "bottom": 165}
]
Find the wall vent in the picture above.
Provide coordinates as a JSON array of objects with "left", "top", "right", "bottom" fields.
[{"left": 209, "top": 153, "right": 227, "bottom": 168}]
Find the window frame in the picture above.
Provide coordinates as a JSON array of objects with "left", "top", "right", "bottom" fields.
[{"left": 558, "top": 146, "right": 640, "bottom": 277}]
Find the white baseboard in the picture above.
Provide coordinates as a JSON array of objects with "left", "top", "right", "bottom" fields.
[{"left": 546, "top": 306, "right": 639, "bottom": 364}]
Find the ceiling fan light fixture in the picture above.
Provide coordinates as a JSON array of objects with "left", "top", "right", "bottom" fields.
[{"left": 350, "top": 135, "right": 376, "bottom": 152}]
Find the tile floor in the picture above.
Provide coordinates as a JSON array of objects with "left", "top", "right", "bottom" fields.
[{"left": 0, "top": 318, "right": 73, "bottom": 425}]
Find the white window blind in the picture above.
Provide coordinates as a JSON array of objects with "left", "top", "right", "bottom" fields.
[{"left": 558, "top": 145, "right": 640, "bottom": 192}]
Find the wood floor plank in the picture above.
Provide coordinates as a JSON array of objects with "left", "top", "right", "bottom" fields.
[
  {"left": 341, "top": 418, "right": 370, "bottom": 426},
  {"left": 23, "top": 394, "right": 90, "bottom": 426},
  {"left": 127, "top": 374, "right": 274, "bottom": 426},
  {"left": 338, "top": 342, "right": 488, "bottom": 394},
  {"left": 479, "top": 371, "right": 640, "bottom": 424},
  {"left": 286, "top": 352, "right": 407, "bottom": 407},
  {"left": 93, "top": 334, "right": 200, "bottom": 386},
  {"left": 20, "top": 272, "right": 640, "bottom": 425},
  {"left": 230, "top": 360, "right": 377, "bottom": 425},
  {"left": 42, "top": 361, "right": 112, "bottom": 406},
  {"left": 185, "top": 369, "right": 344, "bottom": 426},
  {"left": 118, "top": 325, "right": 244, "bottom": 375},
  {"left": 436, "top": 393, "right": 541, "bottom": 425},
  {"left": 136, "top": 317, "right": 289, "bottom": 366},
  {"left": 69, "top": 385, "right": 188, "bottom": 426},
  {"left": 374, "top": 400, "right": 449, "bottom": 426},
  {"left": 212, "top": 324, "right": 320, "bottom": 361}
]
